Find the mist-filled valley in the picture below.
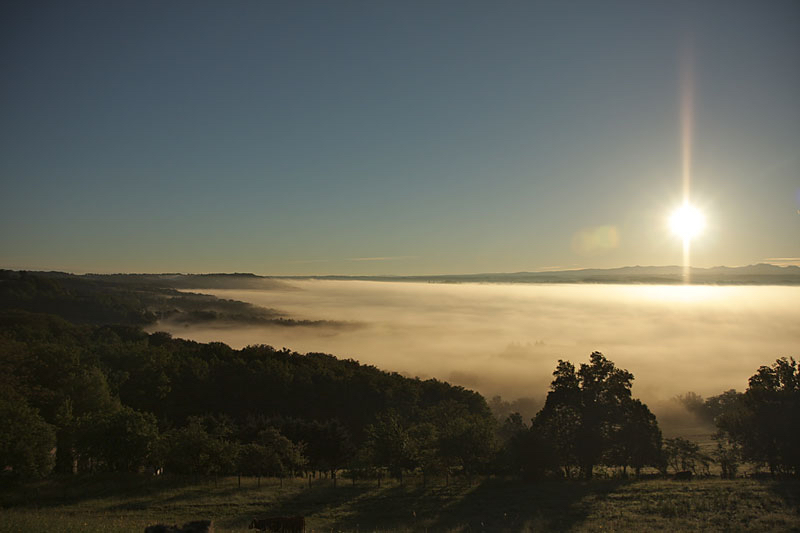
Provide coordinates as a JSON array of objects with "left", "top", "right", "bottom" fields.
[
  {"left": 157, "top": 280, "right": 800, "bottom": 414},
  {"left": 4, "top": 2, "right": 800, "bottom": 529}
]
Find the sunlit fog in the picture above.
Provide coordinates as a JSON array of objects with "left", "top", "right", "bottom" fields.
[{"left": 157, "top": 281, "right": 800, "bottom": 407}]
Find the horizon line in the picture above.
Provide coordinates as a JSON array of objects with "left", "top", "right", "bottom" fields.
[{"left": 3, "top": 262, "right": 798, "bottom": 279}]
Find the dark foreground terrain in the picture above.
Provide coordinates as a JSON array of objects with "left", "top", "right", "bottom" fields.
[{"left": 1, "top": 474, "right": 799, "bottom": 532}]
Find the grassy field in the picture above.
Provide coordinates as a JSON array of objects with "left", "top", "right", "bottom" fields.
[{"left": 1, "top": 474, "right": 798, "bottom": 532}]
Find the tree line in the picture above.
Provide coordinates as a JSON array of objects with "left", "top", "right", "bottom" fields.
[
  {"left": 0, "top": 269, "right": 332, "bottom": 328},
  {"left": 0, "top": 271, "right": 797, "bottom": 482},
  {"left": 0, "top": 310, "right": 494, "bottom": 480}
]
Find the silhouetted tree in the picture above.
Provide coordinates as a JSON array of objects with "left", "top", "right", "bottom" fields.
[
  {"left": 711, "top": 430, "right": 741, "bottom": 479},
  {"left": 663, "top": 437, "right": 707, "bottom": 474},
  {"left": 74, "top": 406, "right": 158, "bottom": 472},
  {"left": 364, "top": 412, "right": 417, "bottom": 481},
  {"left": 281, "top": 419, "right": 353, "bottom": 476},
  {"left": 238, "top": 429, "right": 305, "bottom": 483},
  {"left": 0, "top": 389, "right": 56, "bottom": 478},
  {"left": 531, "top": 352, "right": 659, "bottom": 479},
  {"left": 409, "top": 422, "right": 444, "bottom": 484},
  {"left": 531, "top": 401, "right": 581, "bottom": 477},
  {"left": 704, "top": 389, "right": 742, "bottom": 422},
  {"left": 159, "top": 417, "right": 238, "bottom": 476},
  {"left": 255, "top": 427, "right": 306, "bottom": 476},
  {"left": 421, "top": 398, "right": 497, "bottom": 476},
  {"left": 608, "top": 398, "right": 662, "bottom": 476},
  {"left": 437, "top": 412, "right": 496, "bottom": 475},
  {"left": 494, "top": 412, "right": 531, "bottom": 476},
  {"left": 679, "top": 389, "right": 742, "bottom": 426},
  {"left": 717, "top": 357, "right": 800, "bottom": 475},
  {"left": 238, "top": 443, "right": 273, "bottom": 481}
]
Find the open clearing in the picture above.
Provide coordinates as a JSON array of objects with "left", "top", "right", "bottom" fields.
[{"left": 2, "top": 474, "right": 798, "bottom": 532}]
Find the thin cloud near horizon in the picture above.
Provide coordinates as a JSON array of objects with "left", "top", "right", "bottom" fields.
[
  {"left": 347, "top": 256, "right": 417, "bottom": 262},
  {"left": 287, "top": 256, "right": 416, "bottom": 265}
]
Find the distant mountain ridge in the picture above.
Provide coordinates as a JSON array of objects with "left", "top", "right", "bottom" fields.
[
  {"left": 283, "top": 264, "right": 800, "bottom": 286},
  {"left": 5, "top": 264, "right": 800, "bottom": 287}
]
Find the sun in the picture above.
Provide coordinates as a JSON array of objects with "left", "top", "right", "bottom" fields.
[{"left": 669, "top": 204, "right": 705, "bottom": 241}]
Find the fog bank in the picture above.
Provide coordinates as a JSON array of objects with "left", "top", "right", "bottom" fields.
[{"left": 157, "top": 281, "right": 800, "bottom": 405}]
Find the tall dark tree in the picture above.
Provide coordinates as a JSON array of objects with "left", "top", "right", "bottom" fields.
[
  {"left": 409, "top": 422, "right": 443, "bottom": 484},
  {"left": 238, "top": 428, "right": 306, "bottom": 480},
  {"left": 75, "top": 406, "right": 158, "bottom": 472},
  {"left": 608, "top": 398, "right": 662, "bottom": 476},
  {"left": 717, "top": 357, "right": 800, "bottom": 475},
  {"left": 0, "top": 389, "right": 56, "bottom": 478},
  {"left": 364, "top": 412, "right": 418, "bottom": 480},
  {"left": 278, "top": 419, "right": 353, "bottom": 476},
  {"left": 531, "top": 400, "right": 581, "bottom": 477},
  {"left": 422, "top": 398, "right": 497, "bottom": 476},
  {"left": 254, "top": 428, "right": 306, "bottom": 476},
  {"left": 495, "top": 412, "right": 532, "bottom": 476},
  {"left": 532, "top": 352, "right": 660, "bottom": 479},
  {"left": 437, "top": 413, "right": 497, "bottom": 475},
  {"left": 158, "top": 417, "right": 238, "bottom": 476}
]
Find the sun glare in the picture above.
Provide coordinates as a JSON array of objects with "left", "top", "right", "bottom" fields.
[{"left": 669, "top": 204, "right": 705, "bottom": 241}]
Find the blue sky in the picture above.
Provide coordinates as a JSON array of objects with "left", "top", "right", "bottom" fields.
[{"left": 1, "top": 0, "right": 798, "bottom": 275}]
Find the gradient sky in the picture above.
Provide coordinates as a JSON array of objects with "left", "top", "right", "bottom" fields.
[{"left": 1, "top": 1, "right": 798, "bottom": 275}]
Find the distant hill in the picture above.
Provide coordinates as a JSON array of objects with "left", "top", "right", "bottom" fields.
[
  {"left": 0, "top": 270, "right": 340, "bottom": 328},
  {"left": 4, "top": 266, "right": 799, "bottom": 301},
  {"left": 285, "top": 264, "right": 800, "bottom": 286},
  {"left": 82, "top": 272, "right": 294, "bottom": 290}
]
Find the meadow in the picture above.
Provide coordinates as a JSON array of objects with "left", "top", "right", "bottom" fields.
[{"left": 2, "top": 474, "right": 798, "bottom": 532}]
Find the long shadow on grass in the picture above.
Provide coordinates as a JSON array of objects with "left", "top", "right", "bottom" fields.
[
  {"left": 230, "top": 479, "right": 465, "bottom": 531},
  {"left": 0, "top": 474, "right": 262, "bottom": 510},
  {"left": 763, "top": 478, "right": 800, "bottom": 513},
  {"left": 426, "top": 477, "right": 628, "bottom": 532},
  {"left": 245, "top": 477, "right": 630, "bottom": 532},
  {"left": 101, "top": 482, "right": 259, "bottom": 512},
  {"left": 217, "top": 482, "right": 378, "bottom": 531},
  {"left": 0, "top": 474, "right": 195, "bottom": 508}
]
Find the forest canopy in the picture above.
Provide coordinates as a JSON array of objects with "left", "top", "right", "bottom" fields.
[{"left": 0, "top": 270, "right": 347, "bottom": 329}]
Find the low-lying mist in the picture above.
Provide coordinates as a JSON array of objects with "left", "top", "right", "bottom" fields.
[{"left": 156, "top": 280, "right": 799, "bottom": 418}]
